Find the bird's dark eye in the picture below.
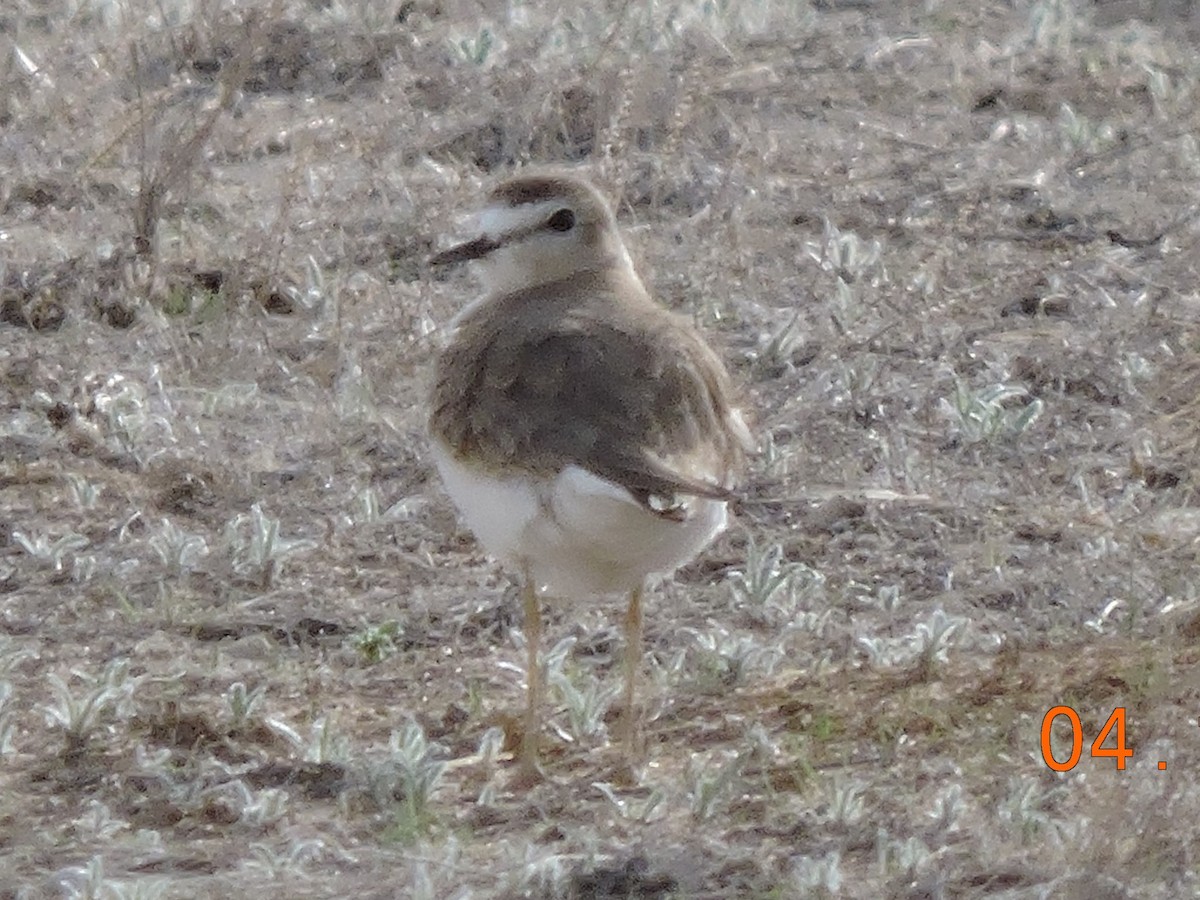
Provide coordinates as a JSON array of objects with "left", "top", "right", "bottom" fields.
[{"left": 546, "top": 208, "right": 575, "bottom": 232}]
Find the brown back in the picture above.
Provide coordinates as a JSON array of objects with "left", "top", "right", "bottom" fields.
[{"left": 430, "top": 267, "right": 747, "bottom": 507}]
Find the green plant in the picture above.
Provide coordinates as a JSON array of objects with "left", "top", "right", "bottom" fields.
[
  {"left": 352, "top": 486, "right": 383, "bottom": 525},
  {"left": 728, "top": 539, "right": 795, "bottom": 608},
  {"left": 875, "top": 832, "right": 932, "bottom": 879},
  {"left": 223, "top": 681, "right": 267, "bottom": 731},
  {"left": 40, "top": 658, "right": 137, "bottom": 756},
  {"left": 1058, "top": 103, "right": 1116, "bottom": 154},
  {"left": 353, "top": 622, "right": 403, "bottom": 664},
  {"left": 0, "top": 681, "right": 15, "bottom": 756},
  {"left": 228, "top": 780, "right": 289, "bottom": 828},
  {"left": 87, "top": 374, "right": 175, "bottom": 463},
  {"left": 1027, "top": 0, "right": 1082, "bottom": 53},
  {"left": 912, "top": 608, "right": 966, "bottom": 677},
  {"left": 803, "top": 219, "right": 887, "bottom": 333},
  {"left": 822, "top": 778, "right": 866, "bottom": 826},
  {"left": 267, "top": 714, "right": 350, "bottom": 764},
  {"left": 857, "top": 608, "right": 965, "bottom": 674},
  {"left": 0, "top": 636, "right": 36, "bottom": 677},
  {"left": 12, "top": 528, "right": 89, "bottom": 571},
  {"left": 161, "top": 283, "right": 193, "bottom": 316},
  {"left": 546, "top": 639, "right": 619, "bottom": 744},
  {"left": 60, "top": 855, "right": 169, "bottom": 900},
  {"left": 791, "top": 850, "right": 842, "bottom": 896},
  {"left": 456, "top": 28, "right": 494, "bottom": 65},
  {"left": 333, "top": 346, "right": 380, "bottom": 423},
  {"left": 729, "top": 538, "right": 827, "bottom": 629},
  {"left": 222, "top": 503, "right": 316, "bottom": 588},
  {"left": 472, "top": 726, "right": 506, "bottom": 808},
  {"left": 1000, "top": 775, "right": 1070, "bottom": 844},
  {"left": 928, "top": 783, "right": 965, "bottom": 836},
  {"left": 687, "top": 750, "right": 742, "bottom": 821},
  {"left": 148, "top": 518, "right": 209, "bottom": 576},
  {"left": 941, "top": 380, "right": 1043, "bottom": 444},
  {"left": 385, "top": 721, "right": 447, "bottom": 844},
  {"left": 65, "top": 474, "right": 102, "bottom": 509},
  {"left": 684, "top": 622, "right": 784, "bottom": 689},
  {"left": 758, "top": 308, "right": 807, "bottom": 373},
  {"left": 242, "top": 839, "right": 326, "bottom": 879}
]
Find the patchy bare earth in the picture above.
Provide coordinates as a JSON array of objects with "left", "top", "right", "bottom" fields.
[{"left": 3, "top": 1, "right": 1200, "bottom": 897}]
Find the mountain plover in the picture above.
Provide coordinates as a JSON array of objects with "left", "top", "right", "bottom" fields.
[{"left": 428, "top": 173, "right": 751, "bottom": 775}]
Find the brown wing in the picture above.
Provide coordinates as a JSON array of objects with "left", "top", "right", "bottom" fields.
[{"left": 431, "top": 293, "right": 745, "bottom": 506}]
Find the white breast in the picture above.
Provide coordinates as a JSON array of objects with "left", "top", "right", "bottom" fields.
[{"left": 430, "top": 438, "right": 728, "bottom": 598}]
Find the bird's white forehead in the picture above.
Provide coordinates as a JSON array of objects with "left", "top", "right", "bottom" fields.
[{"left": 477, "top": 200, "right": 563, "bottom": 238}]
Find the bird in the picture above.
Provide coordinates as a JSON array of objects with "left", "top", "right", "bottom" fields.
[{"left": 427, "top": 172, "right": 751, "bottom": 777}]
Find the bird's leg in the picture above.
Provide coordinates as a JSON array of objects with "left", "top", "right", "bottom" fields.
[
  {"left": 519, "top": 572, "right": 543, "bottom": 776},
  {"left": 618, "top": 582, "right": 645, "bottom": 752}
]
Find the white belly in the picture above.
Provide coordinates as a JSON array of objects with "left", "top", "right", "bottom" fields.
[{"left": 430, "top": 439, "right": 728, "bottom": 597}]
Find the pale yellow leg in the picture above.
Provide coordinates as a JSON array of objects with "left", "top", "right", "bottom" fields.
[
  {"left": 618, "top": 582, "right": 645, "bottom": 753},
  {"left": 519, "top": 574, "right": 543, "bottom": 776}
]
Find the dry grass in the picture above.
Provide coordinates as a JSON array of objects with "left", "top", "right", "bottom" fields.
[{"left": 3, "top": 0, "right": 1200, "bottom": 897}]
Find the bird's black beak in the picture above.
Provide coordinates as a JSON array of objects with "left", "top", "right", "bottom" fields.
[{"left": 429, "top": 235, "right": 501, "bottom": 266}]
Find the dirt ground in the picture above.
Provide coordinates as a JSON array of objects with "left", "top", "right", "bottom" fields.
[{"left": 3, "top": 0, "right": 1200, "bottom": 897}]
